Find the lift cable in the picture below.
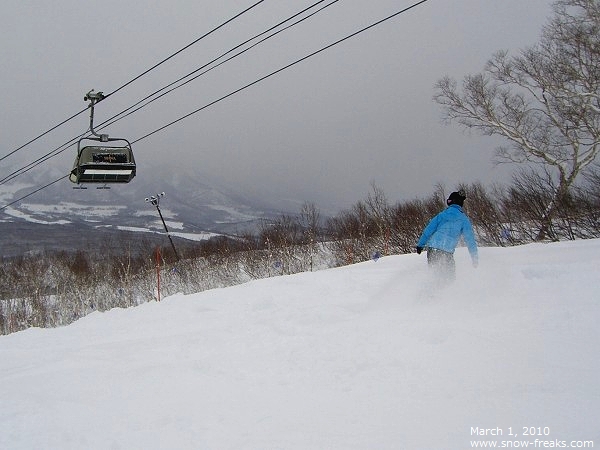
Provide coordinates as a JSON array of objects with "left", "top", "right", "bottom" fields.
[
  {"left": 96, "top": 0, "right": 339, "bottom": 133},
  {"left": 0, "top": 109, "right": 89, "bottom": 164},
  {"left": 0, "top": 0, "right": 430, "bottom": 209},
  {"left": 101, "top": 0, "right": 266, "bottom": 102},
  {"left": 0, "top": 0, "right": 330, "bottom": 186},
  {"left": 0, "top": 175, "right": 68, "bottom": 211},
  {"left": 0, "top": 134, "right": 84, "bottom": 185},
  {"left": 0, "top": 0, "right": 265, "bottom": 163},
  {"left": 133, "top": 0, "right": 430, "bottom": 144}
]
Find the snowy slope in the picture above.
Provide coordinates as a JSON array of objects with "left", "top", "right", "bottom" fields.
[{"left": 1, "top": 240, "right": 599, "bottom": 449}]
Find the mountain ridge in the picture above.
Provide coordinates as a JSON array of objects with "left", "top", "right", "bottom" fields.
[{"left": 0, "top": 163, "right": 293, "bottom": 256}]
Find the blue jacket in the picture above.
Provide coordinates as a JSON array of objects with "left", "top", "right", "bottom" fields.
[{"left": 417, "top": 204, "right": 478, "bottom": 263}]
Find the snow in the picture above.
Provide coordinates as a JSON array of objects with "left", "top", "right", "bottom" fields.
[
  {"left": 115, "top": 225, "right": 155, "bottom": 234},
  {"left": 2, "top": 201, "right": 130, "bottom": 225},
  {"left": 1, "top": 240, "right": 599, "bottom": 449},
  {"left": 114, "top": 225, "right": 218, "bottom": 242},
  {"left": 0, "top": 182, "right": 34, "bottom": 204},
  {"left": 21, "top": 202, "right": 127, "bottom": 218},
  {"left": 3, "top": 207, "right": 72, "bottom": 225},
  {"left": 169, "top": 231, "right": 221, "bottom": 241},
  {"left": 205, "top": 204, "right": 262, "bottom": 223}
]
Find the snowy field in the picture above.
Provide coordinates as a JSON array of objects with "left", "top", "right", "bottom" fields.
[{"left": 1, "top": 240, "right": 599, "bottom": 449}]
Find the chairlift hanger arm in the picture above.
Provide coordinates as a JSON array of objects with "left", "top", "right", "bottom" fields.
[
  {"left": 84, "top": 90, "right": 105, "bottom": 103},
  {"left": 84, "top": 89, "right": 108, "bottom": 141}
]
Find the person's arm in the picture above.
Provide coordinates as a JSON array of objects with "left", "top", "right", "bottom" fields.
[
  {"left": 417, "top": 213, "right": 441, "bottom": 249},
  {"left": 462, "top": 217, "right": 478, "bottom": 266}
]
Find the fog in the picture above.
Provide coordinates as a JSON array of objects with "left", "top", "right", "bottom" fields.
[{"left": 0, "top": 0, "right": 554, "bottom": 212}]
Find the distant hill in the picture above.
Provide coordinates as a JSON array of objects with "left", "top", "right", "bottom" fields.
[{"left": 0, "top": 162, "right": 291, "bottom": 256}]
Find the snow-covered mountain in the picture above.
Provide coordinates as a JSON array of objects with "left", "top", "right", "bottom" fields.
[{"left": 0, "top": 163, "right": 289, "bottom": 256}]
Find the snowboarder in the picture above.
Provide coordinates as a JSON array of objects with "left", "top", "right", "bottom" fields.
[{"left": 416, "top": 191, "right": 478, "bottom": 282}]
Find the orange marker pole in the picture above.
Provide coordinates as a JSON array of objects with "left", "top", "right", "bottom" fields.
[{"left": 156, "top": 247, "right": 161, "bottom": 302}]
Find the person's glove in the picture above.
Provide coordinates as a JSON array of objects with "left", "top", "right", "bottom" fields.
[
  {"left": 416, "top": 246, "right": 423, "bottom": 255},
  {"left": 472, "top": 259, "right": 478, "bottom": 268}
]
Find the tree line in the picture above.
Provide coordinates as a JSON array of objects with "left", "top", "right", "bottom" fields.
[
  {"left": 1, "top": 167, "right": 598, "bottom": 335},
  {"left": 2, "top": 0, "right": 599, "bottom": 334}
]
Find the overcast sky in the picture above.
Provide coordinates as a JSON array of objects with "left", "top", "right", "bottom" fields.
[{"left": 0, "top": 0, "right": 555, "bottom": 212}]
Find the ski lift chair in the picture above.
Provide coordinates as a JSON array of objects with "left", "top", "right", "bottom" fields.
[
  {"left": 69, "top": 89, "right": 137, "bottom": 186},
  {"left": 70, "top": 137, "right": 136, "bottom": 184}
]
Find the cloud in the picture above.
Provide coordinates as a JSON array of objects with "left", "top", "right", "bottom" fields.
[{"left": 0, "top": 0, "right": 554, "bottom": 212}]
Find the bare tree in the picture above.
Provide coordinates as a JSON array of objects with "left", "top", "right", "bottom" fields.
[
  {"left": 390, "top": 197, "right": 433, "bottom": 253},
  {"left": 326, "top": 202, "right": 373, "bottom": 265},
  {"left": 365, "top": 182, "right": 392, "bottom": 255},
  {"left": 434, "top": 0, "right": 600, "bottom": 239},
  {"left": 299, "top": 202, "right": 322, "bottom": 271},
  {"left": 259, "top": 215, "right": 303, "bottom": 275},
  {"left": 460, "top": 182, "right": 506, "bottom": 246}
]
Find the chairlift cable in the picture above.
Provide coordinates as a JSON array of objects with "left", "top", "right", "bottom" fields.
[
  {"left": 0, "top": 0, "right": 430, "bottom": 209},
  {"left": 0, "top": 175, "right": 68, "bottom": 211},
  {"left": 0, "top": 108, "right": 89, "bottom": 164},
  {"left": 1, "top": 0, "right": 338, "bottom": 185},
  {"left": 102, "top": 0, "right": 266, "bottom": 102},
  {"left": 0, "top": 134, "right": 84, "bottom": 185},
  {"left": 95, "top": 0, "right": 339, "bottom": 133},
  {"left": 133, "top": 0, "right": 430, "bottom": 144},
  {"left": 0, "top": 0, "right": 266, "bottom": 163}
]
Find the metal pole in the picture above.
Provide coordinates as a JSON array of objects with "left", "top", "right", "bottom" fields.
[
  {"left": 83, "top": 90, "right": 108, "bottom": 140},
  {"left": 145, "top": 192, "right": 180, "bottom": 261},
  {"left": 156, "top": 203, "right": 180, "bottom": 261}
]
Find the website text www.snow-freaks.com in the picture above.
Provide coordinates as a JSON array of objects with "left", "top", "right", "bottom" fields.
[
  {"left": 469, "top": 427, "right": 594, "bottom": 448},
  {"left": 470, "top": 440, "right": 594, "bottom": 448}
]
